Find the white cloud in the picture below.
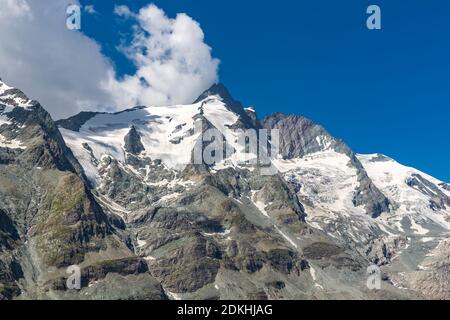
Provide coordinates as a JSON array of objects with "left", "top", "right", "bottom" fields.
[
  {"left": 0, "top": 0, "right": 115, "bottom": 119},
  {"left": 0, "top": 0, "right": 219, "bottom": 119},
  {"left": 84, "top": 5, "right": 97, "bottom": 14},
  {"left": 106, "top": 4, "right": 220, "bottom": 108},
  {"left": 114, "top": 4, "right": 133, "bottom": 18},
  {"left": 0, "top": 0, "right": 32, "bottom": 18}
]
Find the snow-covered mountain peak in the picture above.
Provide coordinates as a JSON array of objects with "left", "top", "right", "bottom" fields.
[
  {"left": 194, "top": 83, "right": 235, "bottom": 104},
  {"left": 0, "top": 79, "right": 35, "bottom": 110},
  {"left": 58, "top": 90, "right": 249, "bottom": 184},
  {"left": 194, "top": 83, "right": 256, "bottom": 126},
  {"left": 358, "top": 153, "right": 450, "bottom": 231},
  {"left": 358, "top": 153, "right": 449, "bottom": 198},
  {"left": 1, "top": 79, "right": 36, "bottom": 149}
]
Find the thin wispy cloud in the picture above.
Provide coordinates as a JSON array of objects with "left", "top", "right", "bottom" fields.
[
  {"left": 114, "top": 4, "right": 133, "bottom": 18},
  {"left": 84, "top": 4, "right": 97, "bottom": 14}
]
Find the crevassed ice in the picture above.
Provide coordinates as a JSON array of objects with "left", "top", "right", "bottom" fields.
[
  {"left": 60, "top": 96, "right": 244, "bottom": 185},
  {"left": 358, "top": 153, "right": 450, "bottom": 231}
]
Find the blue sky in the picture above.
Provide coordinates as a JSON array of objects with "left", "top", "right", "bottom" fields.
[
  {"left": 25, "top": 0, "right": 450, "bottom": 181},
  {"left": 77, "top": 0, "right": 450, "bottom": 182}
]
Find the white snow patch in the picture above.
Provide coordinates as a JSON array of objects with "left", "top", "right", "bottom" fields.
[
  {"left": 390, "top": 278, "right": 409, "bottom": 290},
  {"left": 376, "top": 221, "right": 396, "bottom": 236},
  {"left": 156, "top": 192, "right": 181, "bottom": 204},
  {"left": 60, "top": 96, "right": 253, "bottom": 185},
  {"left": 409, "top": 218, "right": 429, "bottom": 235},
  {"left": 309, "top": 267, "right": 317, "bottom": 281},
  {"left": 250, "top": 190, "right": 270, "bottom": 218},
  {"left": 274, "top": 225, "right": 298, "bottom": 248},
  {"left": 144, "top": 256, "right": 156, "bottom": 261},
  {"left": 233, "top": 197, "right": 243, "bottom": 204},
  {"left": 0, "top": 114, "right": 11, "bottom": 127},
  {"left": 309, "top": 267, "right": 324, "bottom": 289},
  {"left": 136, "top": 239, "right": 147, "bottom": 248},
  {"left": 307, "top": 220, "right": 323, "bottom": 231},
  {"left": 94, "top": 194, "right": 130, "bottom": 219},
  {"left": 358, "top": 154, "right": 450, "bottom": 231},
  {"left": 0, "top": 134, "right": 26, "bottom": 149},
  {"left": 315, "top": 283, "right": 324, "bottom": 289},
  {"left": 0, "top": 80, "right": 34, "bottom": 109},
  {"left": 204, "top": 96, "right": 258, "bottom": 170},
  {"left": 275, "top": 151, "right": 360, "bottom": 213},
  {"left": 166, "top": 291, "right": 182, "bottom": 301},
  {"left": 0, "top": 81, "right": 13, "bottom": 95},
  {"left": 315, "top": 135, "right": 332, "bottom": 150},
  {"left": 60, "top": 102, "right": 203, "bottom": 184},
  {"left": 203, "top": 229, "right": 232, "bottom": 237},
  {"left": 417, "top": 265, "right": 429, "bottom": 271}
]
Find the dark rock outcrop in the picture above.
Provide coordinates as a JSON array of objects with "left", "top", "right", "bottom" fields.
[{"left": 124, "top": 126, "right": 145, "bottom": 155}]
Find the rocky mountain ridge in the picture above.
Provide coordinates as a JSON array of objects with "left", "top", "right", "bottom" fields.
[{"left": 1, "top": 78, "right": 448, "bottom": 299}]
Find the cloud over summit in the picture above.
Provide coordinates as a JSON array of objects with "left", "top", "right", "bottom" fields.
[{"left": 106, "top": 4, "right": 220, "bottom": 109}]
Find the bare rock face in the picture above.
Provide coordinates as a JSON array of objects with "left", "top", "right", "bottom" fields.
[
  {"left": 365, "top": 236, "right": 409, "bottom": 266},
  {"left": 0, "top": 80, "right": 165, "bottom": 300},
  {"left": 124, "top": 126, "right": 145, "bottom": 155},
  {"left": 390, "top": 239, "right": 450, "bottom": 300},
  {"left": 439, "top": 182, "right": 450, "bottom": 191},
  {"left": 55, "top": 111, "right": 101, "bottom": 132},
  {"left": 407, "top": 174, "right": 450, "bottom": 210},
  {"left": 263, "top": 113, "right": 346, "bottom": 159}
]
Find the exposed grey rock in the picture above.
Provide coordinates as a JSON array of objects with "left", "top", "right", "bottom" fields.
[
  {"left": 124, "top": 126, "right": 145, "bottom": 155},
  {"left": 263, "top": 113, "right": 390, "bottom": 218},
  {"left": 407, "top": 174, "right": 450, "bottom": 210},
  {"left": 0, "top": 82, "right": 165, "bottom": 300},
  {"left": 389, "top": 238, "right": 450, "bottom": 300},
  {"left": 55, "top": 111, "right": 102, "bottom": 132},
  {"left": 263, "top": 113, "right": 346, "bottom": 159},
  {"left": 439, "top": 182, "right": 450, "bottom": 191},
  {"left": 365, "top": 236, "right": 409, "bottom": 266},
  {"left": 368, "top": 153, "right": 392, "bottom": 162}
]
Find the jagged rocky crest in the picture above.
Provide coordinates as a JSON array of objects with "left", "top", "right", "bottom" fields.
[
  {"left": 124, "top": 126, "right": 145, "bottom": 155},
  {"left": 0, "top": 79, "right": 165, "bottom": 300}
]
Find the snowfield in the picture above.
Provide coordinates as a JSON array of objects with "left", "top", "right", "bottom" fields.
[
  {"left": 358, "top": 154, "right": 450, "bottom": 231},
  {"left": 59, "top": 89, "right": 450, "bottom": 240},
  {"left": 60, "top": 95, "right": 241, "bottom": 184}
]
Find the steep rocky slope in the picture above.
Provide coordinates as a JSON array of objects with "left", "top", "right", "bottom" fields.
[{"left": 0, "top": 79, "right": 165, "bottom": 300}]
